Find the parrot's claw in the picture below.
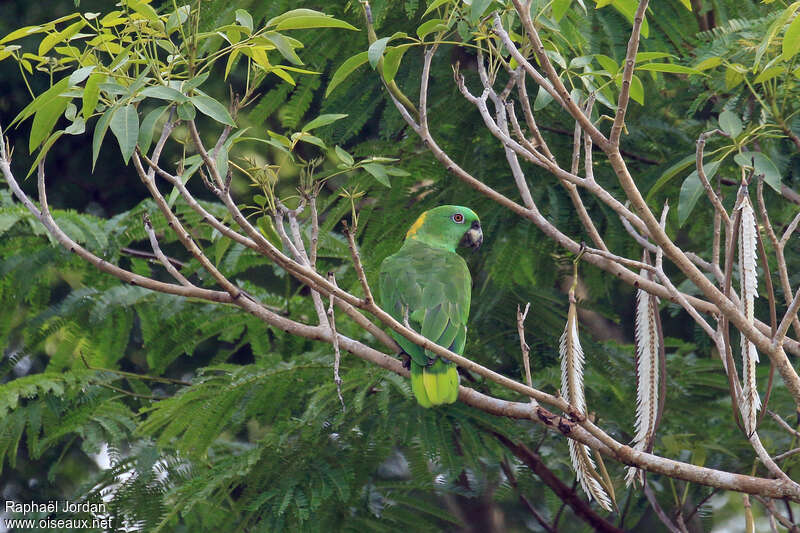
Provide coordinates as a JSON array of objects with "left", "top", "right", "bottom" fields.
[{"left": 399, "top": 351, "right": 411, "bottom": 370}]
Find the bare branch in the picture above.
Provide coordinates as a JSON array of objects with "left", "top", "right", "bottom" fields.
[
  {"left": 143, "top": 213, "right": 193, "bottom": 287},
  {"left": 609, "top": 0, "right": 650, "bottom": 146}
]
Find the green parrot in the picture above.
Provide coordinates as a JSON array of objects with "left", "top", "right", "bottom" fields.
[{"left": 379, "top": 205, "right": 483, "bottom": 407}]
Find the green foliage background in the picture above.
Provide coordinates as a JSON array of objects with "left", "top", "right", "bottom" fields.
[{"left": 1, "top": 0, "right": 800, "bottom": 531}]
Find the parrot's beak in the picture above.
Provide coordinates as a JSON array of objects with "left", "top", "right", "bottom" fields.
[{"left": 461, "top": 221, "right": 483, "bottom": 250}]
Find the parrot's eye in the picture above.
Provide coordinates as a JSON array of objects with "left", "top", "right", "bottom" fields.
[{"left": 452, "top": 213, "right": 464, "bottom": 223}]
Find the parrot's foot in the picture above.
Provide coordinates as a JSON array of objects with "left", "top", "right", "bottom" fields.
[{"left": 399, "top": 351, "right": 411, "bottom": 370}]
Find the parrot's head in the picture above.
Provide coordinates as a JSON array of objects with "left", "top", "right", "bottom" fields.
[{"left": 405, "top": 205, "right": 482, "bottom": 252}]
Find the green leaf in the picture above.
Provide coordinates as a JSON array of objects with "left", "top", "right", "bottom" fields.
[
  {"left": 301, "top": 114, "right": 347, "bottom": 132},
  {"left": 65, "top": 116, "right": 85, "bottom": 135},
  {"left": 594, "top": 54, "right": 618, "bottom": 75},
  {"left": 109, "top": 104, "right": 139, "bottom": 164},
  {"left": 416, "top": 18, "right": 447, "bottom": 40},
  {"left": 263, "top": 32, "right": 304, "bottom": 66},
  {"left": 637, "top": 63, "right": 701, "bottom": 75},
  {"left": 12, "top": 77, "right": 71, "bottom": 126},
  {"left": 92, "top": 106, "right": 115, "bottom": 171},
  {"left": 635, "top": 52, "right": 675, "bottom": 63},
  {"left": 368, "top": 37, "right": 390, "bottom": 69},
  {"left": 534, "top": 85, "right": 553, "bottom": 111},
  {"left": 235, "top": 9, "right": 253, "bottom": 32},
  {"left": 335, "top": 146, "right": 354, "bottom": 166},
  {"left": 784, "top": 15, "right": 800, "bottom": 60},
  {"left": 326, "top": 52, "right": 368, "bottom": 97},
  {"left": 68, "top": 65, "right": 95, "bottom": 87},
  {"left": 678, "top": 160, "right": 721, "bottom": 226},
  {"left": 423, "top": 0, "right": 451, "bottom": 17},
  {"left": 140, "top": 86, "right": 188, "bottom": 102},
  {"left": 275, "top": 16, "right": 358, "bottom": 32},
  {"left": 190, "top": 95, "right": 235, "bottom": 126},
  {"left": 138, "top": 105, "right": 168, "bottom": 154},
  {"left": 754, "top": 66, "right": 784, "bottom": 84},
  {"left": 552, "top": 0, "right": 571, "bottom": 21},
  {"left": 628, "top": 74, "right": 644, "bottom": 105},
  {"left": 182, "top": 72, "right": 209, "bottom": 92},
  {"left": 216, "top": 145, "right": 229, "bottom": 182},
  {"left": 383, "top": 45, "right": 412, "bottom": 83},
  {"left": 126, "top": 0, "right": 160, "bottom": 23},
  {"left": 29, "top": 96, "right": 70, "bottom": 153},
  {"left": 718, "top": 110, "right": 743, "bottom": 138},
  {"left": 471, "top": 0, "right": 494, "bottom": 21},
  {"left": 646, "top": 154, "right": 695, "bottom": 201},
  {"left": 266, "top": 9, "right": 327, "bottom": 27},
  {"left": 693, "top": 57, "right": 722, "bottom": 71},
  {"left": 362, "top": 163, "right": 391, "bottom": 187},
  {"left": 733, "top": 152, "right": 781, "bottom": 192},
  {"left": 0, "top": 25, "right": 46, "bottom": 45},
  {"left": 177, "top": 101, "right": 196, "bottom": 121}
]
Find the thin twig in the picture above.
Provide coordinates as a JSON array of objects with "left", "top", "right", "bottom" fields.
[
  {"left": 517, "top": 303, "right": 536, "bottom": 405},
  {"left": 143, "top": 213, "right": 194, "bottom": 287},
  {"left": 328, "top": 272, "right": 345, "bottom": 411}
]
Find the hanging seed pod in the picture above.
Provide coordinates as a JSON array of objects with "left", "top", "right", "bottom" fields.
[
  {"left": 738, "top": 195, "right": 760, "bottom": 435},
  {"left": 625, "top": 260, "right": 660, "bottom": 488},
  {"left": 560, "top": 255, "right": 613, "bottom": 511}
]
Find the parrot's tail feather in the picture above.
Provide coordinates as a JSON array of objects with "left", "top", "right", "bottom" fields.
[
  {"left": 413, "top": 359, "right": 459, "bottom": 406},
  {"left": 410, "top": 363, "right": 433, "bottom": 407}
]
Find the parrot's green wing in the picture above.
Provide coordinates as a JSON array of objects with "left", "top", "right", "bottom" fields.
[{"left": 379, "top": 240, "right": 471, "bottom": 406}]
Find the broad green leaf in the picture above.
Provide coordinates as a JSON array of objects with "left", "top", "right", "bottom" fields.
[
  {"left": 39, "top": 20, "right": 84, "bottom": 56},
  {"left": 0, "top": 25, "right": 45, "bottom": 45},
  {"left": 301, "top": 113, "right": 347, "bottom": 132},
  {"left": 264, "top": 32, "right": 303, "bottom": 66},
  {"left": 637, "top": 63, "right": 701, "bottom": 75},
  {"left": 126, "top": 0, "right": 160, "bottom": 23},
  {"left": 266, "top": 9, "right": 326, "bottom": 27},
  {"left": 12, "top": 77, "right": 70, "bottom": 126},
  {"left": 326, "top": 51, "right": 368, "bottom": 96},
  {"left": 68, "top": 66, "right": 95, "bottom": 87},
  {"left": 29, "top": 97, "right": 70, "bottom": 153},
  {"left": 611, "top": 0, "right": 649, "bottom": 38},
  {"left": 733, "top": 152, "right": 782, "bottom": 192},
  {"left": 783, "top": 14, "right": 800, "bottom": 60},
  {"left": 235, "top": 9, "right": 253, "bottom": 32},
  {"left": 362, "top": 163, "right": 391, "bottom": 187},
  {"left": 177, "top": 101, "right": 196, "bottom": 121},
  {"left": 552, "top": 0, "right": 571, "bottom": 21},
  {"left": 594, "top": 54, "right": 618, "bottom": 75},
  {"left": 646, "top": 154, "right": 695, "bottom": 201},
  {"left": 725, "top": 66, "right": 744, "bottom": 89},
  {"left": 629, "top": 74, "right": 644, "bottom": 105},
  {"left": 694, "top": 57, "right": 722, "bottom": 71},
  {"left": 417, "top": 18, "right": 448, "bottom": 40},
  {"left": 190, "top": 95, "right": 235, "bottom": 126},
  {"left": 109, "top": 104, "right": 139, "bottom": 164},
  {"left": 635, "top": 52, "right": 675, "bottom": 62},
  {"left": 678, "top": 160, "right": 721, "bottom": 226},
  {"left": 335, "top": 146, "right": 354, "bottom": 166},
  {"left": 270, "top": 68, "right": 296, "bottom": 85},
  {"left": 183, "top": 72, "right": 210, "bottom": 92},
  {"left": 92, "top": 106, "right": 115, "bottom": 171},
  {"left": 65, "top": 117, "right": 85, "bottom": 135},
  {"left": 275, "top": 16, "right": 358, "bottom": 32},
  {"left": 423, "top": 0, "right": 451, "bottom": 17},
  {"left": 383, "top": 45, "right": 412, "bottom": 83},
  {"left": 293, "top": 133, "right": 326, "bottom": 149},
  {"left": 718, "top": 110, "right": 743, "bottom": 138},
  {"left": 471, "top": 0, "right": 494, "bottom": 21},
  {"left": 368, "top": 37, "right": 391, "bottom": 68},
  {"left": 754, "top": 66, "right": 784, "bottom": 84},
  {"left": 138, "top": 105, "right": 168, "bottom": 154},
  {"left": 216, "top": 145, "right": 229, "bottom": 182},
  {"left": 534, "top": 85, "right": 553, "bottom": 111},
  {"left": 140, "top": 86, "right": 188, "bottom": 102},
  {"left": 754, "top": 1, "right": 800, "bottom": 69}
]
